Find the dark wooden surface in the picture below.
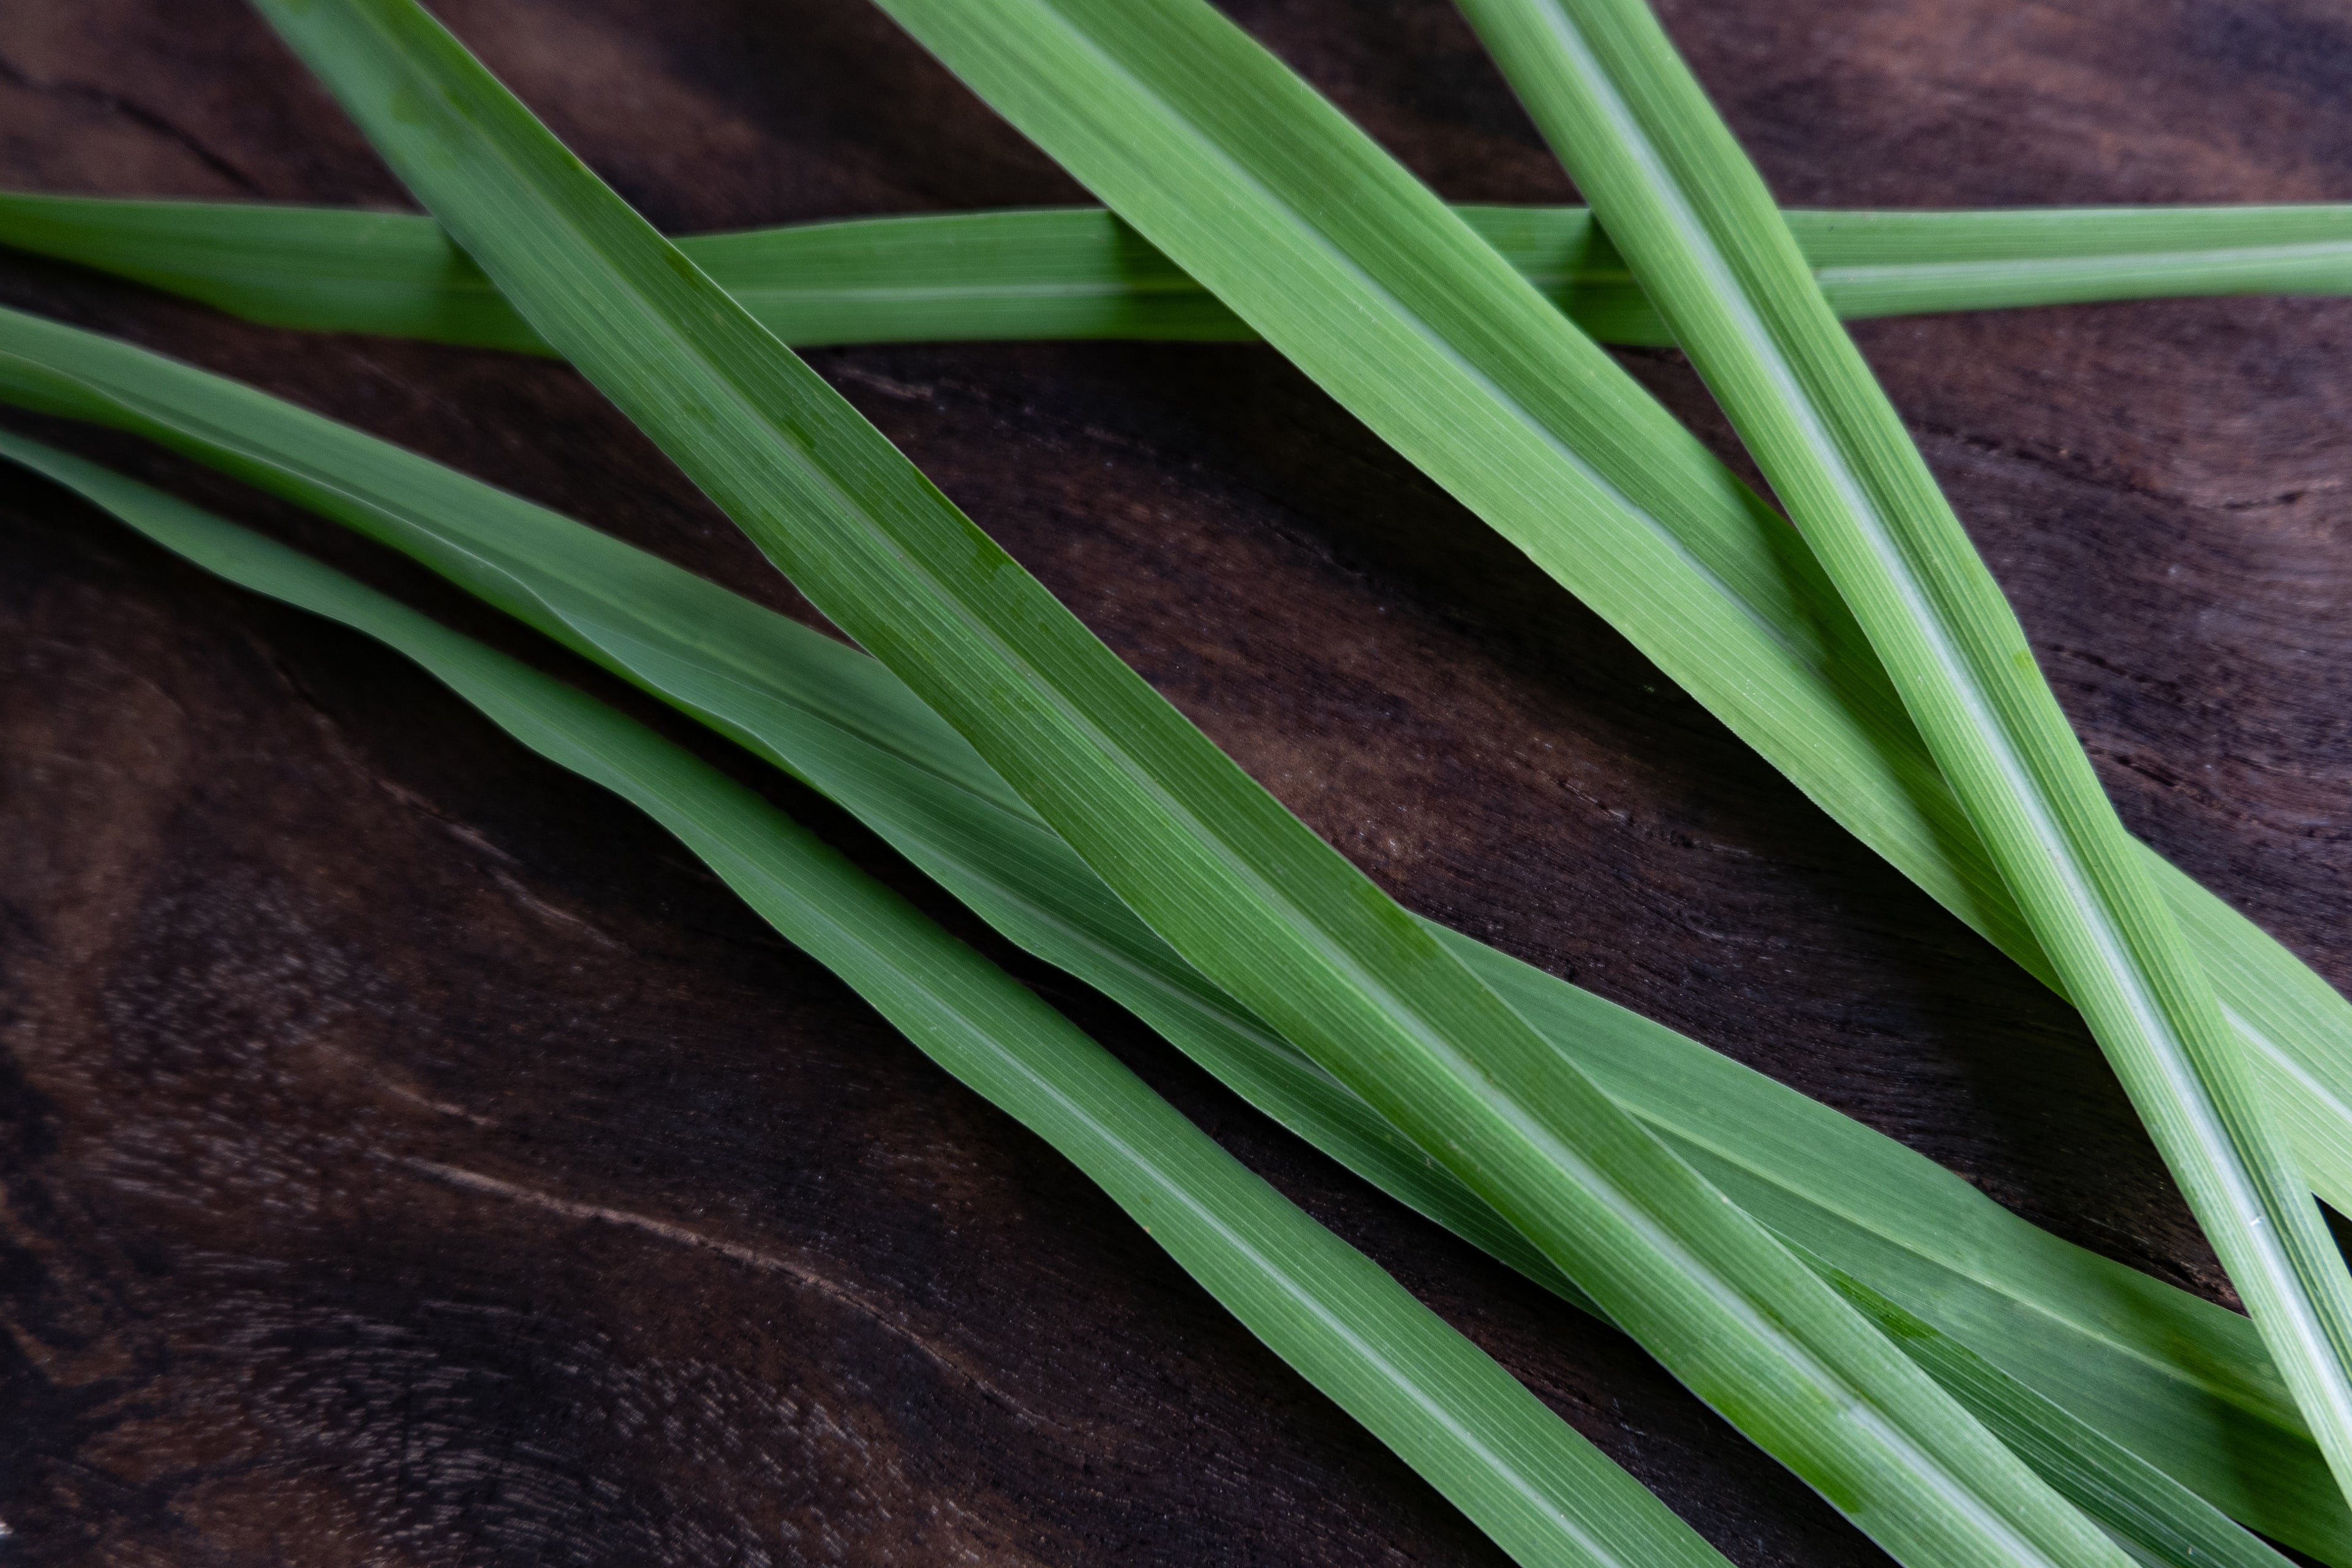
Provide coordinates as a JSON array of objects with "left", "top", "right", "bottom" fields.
[{"left": 4, "top": 0, "right": 2351, "bottom": 1562}]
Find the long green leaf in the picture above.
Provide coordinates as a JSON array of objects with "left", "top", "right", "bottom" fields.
[
  {"left": 15, "top": 0, "right": 2346, "bottom": 1253},
  {"left": 0, "top": 353, "right": 2299, "bottom": 1568},
  {"left": 0, "top": 298, "right": 2327, "bottom": 1564},
  {"left": 241, "top": 3, "right": 2149, "bottom": 1564},
  {"left": 1, "top": 425, "right": 1749, "bottom": 1568},
  {"left": 9, "top": 189, "right": 2352, "bottom": 350},
  {"left": 48, "top": 432, "right": 2276, "bottom": 1568},
  {"left": 1451, "top": 0, "right": 2352, "bottom": 1507}
]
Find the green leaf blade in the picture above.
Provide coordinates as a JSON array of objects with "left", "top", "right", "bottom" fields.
[
  {"left": 564, "top": 0, "right": 2352, "bottom": 1325},
  {"left": 19, "top": 193, "right": 2350, "bottom": 1246},
  {"left": 1804, "top": 1257, "right": 2291, "bottom": 1568},
  {"left": 666, "top": 0, "right": 2352, "bottom": 1417},
  {"left": 12, "top": 189, "right": 2352, "bottom": 352}
]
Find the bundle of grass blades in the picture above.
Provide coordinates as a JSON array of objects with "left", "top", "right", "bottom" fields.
[
  {"left": 0, "top": 0, "right": 2346, "bottom": 1563},
  {"left": 281, "top": 1, "right": 2352, "bottom": 1562},
  {"left": 22, "top": 195, "right": 2352, "bottom": 1227}
]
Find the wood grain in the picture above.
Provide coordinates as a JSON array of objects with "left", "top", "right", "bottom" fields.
[{"left": 2, "top": 0, "right": 2348, "bottom": 1562}]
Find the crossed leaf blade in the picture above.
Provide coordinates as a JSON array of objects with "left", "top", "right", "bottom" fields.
[
  {"left": 688, "top": 0, "right": 2352, "bottom": 1267},
  {"left": 13, "top": 186, "right": 2352, "bottom": 1236}
]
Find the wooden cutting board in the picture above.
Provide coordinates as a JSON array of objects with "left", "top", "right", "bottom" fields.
[{"left": 3, "top": 0, "right": 2348, "bottom": 1561}]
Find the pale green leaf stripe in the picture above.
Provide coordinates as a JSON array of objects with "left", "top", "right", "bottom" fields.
[
  {"left": 0, "top": 300, "right": 2326, "bottom": 1567},
  {"left": 1451, "top": 0, "right": 2352, "bottom": 1509},
  {"left": 9, "top": 190, "right": 2352, "bottom": 352},
  {"left": 0, "top": 427, "right": 1741, "bottom": 1568},
  {"left": 245, "top": 3, "right": 2139, "bottom": 1564}
]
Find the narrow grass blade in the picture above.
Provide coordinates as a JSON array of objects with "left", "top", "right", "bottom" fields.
[
  {"left": 1449, "top": 0, "right": 2352, "bottom": 1509},
  {"left": 713, "top": 0, "right": 2352, "bottom": 1280},
  {"left": 239, "top": 3, "right": 2150, "bottom": 1563},
  {"left": 1, "top": 426, "right": 1751, "bottom": 1568},
  {"left": 8, "top": 190, "right": 2352, "bottom": 353},
  {"left": 1790, "top": 205, "right": 2352, "bottom": 320},
  {"left": 0, "top": 300, "right": 2335, "bottom": 1562},
  {"left": 0, "top": 194, "right": 1247, "bottom": 350}
]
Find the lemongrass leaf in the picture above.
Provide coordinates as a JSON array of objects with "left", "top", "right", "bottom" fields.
[
  {"left": 0, "top": 332, "right": 2302, "bottom": 1568},
  {"left": 236, "top": 3, "right": 2152, "bottom": 1563},
  {"left": 1, "top": 426, "right": 1749, "bottom": 1568},
  {"left": 1474, "top": 931, "right": 2338, "bottom": 1565},
  {"left": 1792, "top": 205, "right": 2352, "bottom": 318},
  {"left": 1451, "top": 0, "right": 2352, "bottom": 1507},
  {"left": 0, "top": 298, "right": 2335, "bottom": 1562},
  {"left": 9, "top": 190, "right": 2352, "bottom": 352}
]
